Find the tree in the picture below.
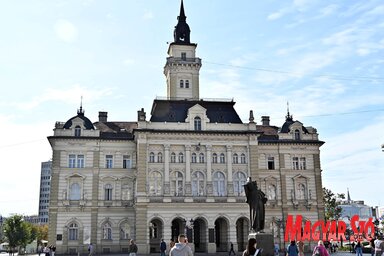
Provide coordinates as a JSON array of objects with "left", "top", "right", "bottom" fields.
[
  {"left": 3, "top": 215, "right": 35, "bottom": 252},
  {"left": 35, "top": 224, "right": 48, "bottom": 245},
  {"left": 323, "top": 187, "right": 345, "bottom": 220}
]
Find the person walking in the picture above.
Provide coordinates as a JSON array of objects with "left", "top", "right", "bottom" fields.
[
  {"left": 287, "top": 240, "right": 298, "bottom": 256},
  {"left": 128, "top": 240, "right": 138, "bottom": 256},
  {"left": 229, "top": 242, "right": 236, "bottom": 256},
  {"left": 160, "top": 239, "right": 167, "bottom": 256},
  {"left": 297, "top": 241, "right": 304, "bottom": 256},
  {"left": 355, "top": 241, "right": 363, "bottom": 256},
  {"left": 169, "top": 234, "right": 193, "bottom": 256},
  {"left": 374, "top": 236, "right": 384, "bottom": 256},
  {"left": 87, "top": 243, "right": 94, "bottom": 256},
  {"left": 312, "top": 240, "right": 329, "bottom": 256}
]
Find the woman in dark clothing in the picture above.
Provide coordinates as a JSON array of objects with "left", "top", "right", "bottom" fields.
[{"left": 243, "top": 238, "right": 257, "bottom": 256}]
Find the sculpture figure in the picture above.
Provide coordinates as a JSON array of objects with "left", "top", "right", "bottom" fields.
[{"left": 244, "top": 177, "right": 268, "bottom": 232}]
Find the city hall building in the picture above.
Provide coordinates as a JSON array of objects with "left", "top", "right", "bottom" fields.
[{"left": 47, "top": 2, "right": 325, "bottom": 254}]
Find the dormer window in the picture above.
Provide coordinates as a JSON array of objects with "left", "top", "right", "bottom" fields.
[
  {"left": 185, "top": 80, "right": 189, "bottom": 88},
  {"left": 181, "top": 52, "right": 186, "bottom": 60},
  {"left": 294, "top": 129, "right": 300, "bottom": 140},
  {"left": 180, "top": 80, "right": 184, "bottom": 88},
  {"left": 74, "top": 126, "right": 81, "bottom": 137},
  {"left": 194, "top": 116, "right": 201, "bottom": 131}
]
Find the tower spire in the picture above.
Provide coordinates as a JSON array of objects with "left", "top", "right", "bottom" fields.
[
  {"left": 77, "top": 96, "right": 84, "bottom": 115},
  {"left": 173, "top": 0, "right": 190, "bottom": 44},
  {"left": 286, "top": 101, "right": 292, "bottom": 120}
]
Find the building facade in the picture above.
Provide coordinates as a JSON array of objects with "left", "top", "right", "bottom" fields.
[
  {"left": 39, "top": 161, "right": 52, "bottom": 224},
  {"left": 47, "top": 2, "right": 325, "bottom": 254}
]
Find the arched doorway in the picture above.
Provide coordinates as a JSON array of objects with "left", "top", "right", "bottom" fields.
[
  {"left": 193, "top": 217, "right": 208, "bottom": 253},
  {"left": 171, "top": 218, "right": 185, "bottom": 242},
  {"left": 149, "top": 218, "right": 163, "bottom": 253},
  {"left": 236, "top": 217, "right": 249, "bottom": 251},
  {"left": 214, "top": 217, "right": 229, "bottom": 252}
]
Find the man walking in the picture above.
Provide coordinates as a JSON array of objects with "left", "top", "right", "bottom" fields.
[
  {"left": 160, "top": 239, "right": 167, "bottom": 256},
  {"left": 229, "top": 242, "right": 236, "bottom": 256},
  {"left": 169, "top": 234, "right": 193, "bottom": 256}
]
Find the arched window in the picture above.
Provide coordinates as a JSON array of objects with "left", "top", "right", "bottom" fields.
[
  {"left": 170, "top": 152, "right": 176, "bottom": 163},
  {"left": 149, "top": 171, "right": 162, "bottom": 196},
  {"left": 185, "top": 80, "right": 190, "bottom": 88},
  {"left": 157, "top": 152, "right": 163, "bottom": 163},
  {"left": 149, "top": 152, "right": 155, "bottom": 163},
  {"left": 68, "top": 223, "right": 78, "bottom": 240},
  {"left": 220, "top": 153, "right": 225, "bottom": 163},
  {"left": 199, "top": 153, "right": 205, "bottom": 163},
  {"left": 102, "top": 222, "right": 112, "bottom": 240},
  {"left": 268, "top": 184, "right": 277, "bottom": 200},
  {"left": 180, "top": 80, "right": 184, "bottom": 88},
  {"left": 192, "top": 171, "right": 205, "bottom": 196},
  {"left": 233, "top": 171, "right": 246, "bottom": 196},
  {"left": 74, "top": 126, "right": 81, "bottom": 137},
  {"left": 233, "top": 153, "right": 238, "bottom": 164},
  {"left": 194, "top": 116, "right": 202, "bottom": 131},
  {"left": 212, "top": 153, "right": 218, "bottom": 163},
  {"left": 69, "top": 183, "right": 81, "bottom": 200},
  {"left": 297, "top": 183, "right": 306, "bottom": 200},
  {"left": 120, "top": 222, "right": 131, "bottom": 240},
  {"left": 178, "top": 152, "right": 184, "bottom": 163},
  {"left": 240, "top": 153, "right": 246, "bottom": 164},
  {"left": 191, "top": 153, "right": 197, "bottom": 163},
  {"left": 104, "top": 184, "right": 113, "bottom": 201},
  {"left": 213, "top": 171, "right": 226, "bottom": 196},
  {"left": 149, "top": 222, "right": 159, "bottom": 239},
  {"left": 295, "top": 129, "right": 300, "bottom": 140},
  {"left": 171, "top": 171, "right": 184, "bottom": 196}
]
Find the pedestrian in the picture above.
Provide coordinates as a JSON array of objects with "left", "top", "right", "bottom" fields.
[
  {"left": 128, "top": 239, "right": 138, "bottom": 256},
  {"left": 242, "top": 238, "right": 257, "bottom": 256},
  {"left": 229, "top": 242, "right": 236, "bottom": 256},
  {"left": 374, "top": 236, "right": 384, "bottom": 256},
  {"left": 169, "top": 234, "right": 193, "bottom": 256},
  {"left": 37, "top": 245, "right": 42, "bottom": 256},
  {"left": 355, "top": 241, "right": 363, "bottom": 256},
  {"left": 274, "top": 243, "right": 280, "bottom": 256},
  {"left": 312, "top": 240, "right": 329, "bottom": 256},
  {"left": 169, "top": 239, "right": 175, "bottom": 249},
  {"left": 297, "top": 240, "right": 304, "bottom": 256},
  {"left": 370, "top": 237, "right": 376, "bottom": 256},
  {"left": 88, "top": 243, "right": 94, "bottom": 256},
  {"left": 43, "top": 246, "right": 50, "bottom": 256},
  {"left": 160, "top": 239, "right": 167, "bottom": 256},
  {"left": 287, "top": 240, "right": 298, "bottom": 256},
  {"left": 51, "top": 245, "right": 56, "bottom": 256}
]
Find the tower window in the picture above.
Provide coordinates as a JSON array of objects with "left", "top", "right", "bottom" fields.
[
  {"left": 185, "top": 80, "right": 189, "bottom": 88},
  {"left": 295, "top": 129, "right": 300, "bottom": 140},
  {"left": 181, "top": 52, "right": 186, "bottom": 60},
  {"left": 194, "top": 116, "right": 202, "bottom": 131},
  {"left": 180, "top": 80, "right": 184, "bottom": 88},
  {"left": 267, "top": 156, "right": 275, "bottom": 170},
  {"left": 74, "top": 126, "right": 81, "bottom": 137}
]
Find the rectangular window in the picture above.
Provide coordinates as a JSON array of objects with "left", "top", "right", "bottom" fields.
[
  {"left": 105, "top": 188, "right": 113, "bottom": 200},
  {"left": 123, "top": 155, "right": 131, "bottom": 169},
  {"left": 300, "top": 157, "right": 306, "bottom": 170},
  {"left": 69, "top": 155, "right": 76, "bottom": 168},
  {"left": 181, "top": 52, "right": 186, "bottom": 60},
  {"left": 267, "top": 156, "right": 275, "bottom": 170},
  {"left": 292, "top": 157, "right": 299, "bottom": 170},
  {"left": 106, "top": 155, "right": 113, "bottom": 169},
  {"left": 77, "top": 155, "right": 84, "bottom": 168}
]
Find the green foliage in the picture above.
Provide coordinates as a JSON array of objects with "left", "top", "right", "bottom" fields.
[
  {"left": 36, "top": 225, "right": 48, "bottom": 244},
  {"left": 3, "top": 215, "right": 34, "bottom": 250},
  {"left": 323, "top": 187, "right": 345, "bottom": 221}
]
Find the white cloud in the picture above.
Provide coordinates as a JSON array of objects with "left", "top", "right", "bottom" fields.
[
  {"left": 55, "top": 19, "right": 78, "bottom": 43},
  {"left": 15, "top": 84, "right": 113, "bottom": 110},
  {"left": 267, "top": 9, "right": 287, "bottom": 21},
  {"left": 318, "top": 4, "right": 338, "bottom": 17},
  {"left": 357, "top": 48, "right": 371, "bottom": 56},
  {"left": 123, "top": 58, "right": 135, "bottom": 65}
]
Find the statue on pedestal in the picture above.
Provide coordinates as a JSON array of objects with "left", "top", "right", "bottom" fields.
[{"left": 244, "top": 177, "right": 268, "bottom": 232}]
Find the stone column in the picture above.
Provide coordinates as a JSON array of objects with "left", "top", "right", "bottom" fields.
[
  {"left": 206, "top": 145, "right": 212, "bottom": 181},
  {"left": 226, "top": 145, "right": 233, "bottom": 182},
  {"left": 164, "top": 144, "right": 170, "bottom": 182},
  {"left": 185, "top": 145, "right": 191, "bottom": 182}
]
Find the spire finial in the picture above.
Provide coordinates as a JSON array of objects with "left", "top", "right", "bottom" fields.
[
  {"left": 179, "top": 0, "right": 186, "bottom": 21},
  {"left": 173, "top": 0, "right": 191, "bottom": 44},
  {"left": 286, "top": 101, "right": 292, "bottom": 120},
  {"left": 77, "top": 96, "right": 84, "bottom": 115},
  {"left": 249, "top": 110, "right": 255, "bottom": 123}
]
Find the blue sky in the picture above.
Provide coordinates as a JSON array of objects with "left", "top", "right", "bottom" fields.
[{"left": 0, "top": 0, "right": 383, "bottom": 217}]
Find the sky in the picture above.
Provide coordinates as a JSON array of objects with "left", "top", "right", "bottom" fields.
[{"left": 0, "top": 0, "right": 383, "bottom": 217}]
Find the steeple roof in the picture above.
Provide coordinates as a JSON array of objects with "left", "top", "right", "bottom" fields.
[{"left": 173, "top": 0, "right": 191, "bottom": 44}]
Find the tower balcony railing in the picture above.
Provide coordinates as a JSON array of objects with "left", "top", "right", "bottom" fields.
[{"left": 166, "top": 57, "right": 202, "bottom": 65}]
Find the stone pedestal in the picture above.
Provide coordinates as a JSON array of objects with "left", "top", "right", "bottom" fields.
[{"left": 248, "top": 232, "right": 274, "bottom": 256}]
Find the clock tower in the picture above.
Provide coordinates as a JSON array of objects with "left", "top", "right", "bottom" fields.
[{"left": 164, "top": 0, "right": 201, "bottom": 100}]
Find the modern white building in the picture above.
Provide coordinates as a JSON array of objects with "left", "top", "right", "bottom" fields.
[
  {"left": 47, "top": 2, "right": 326, "bottom": 254},
  {"left": 38, "top": 161, "right": 52, "bottom": 224}
]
